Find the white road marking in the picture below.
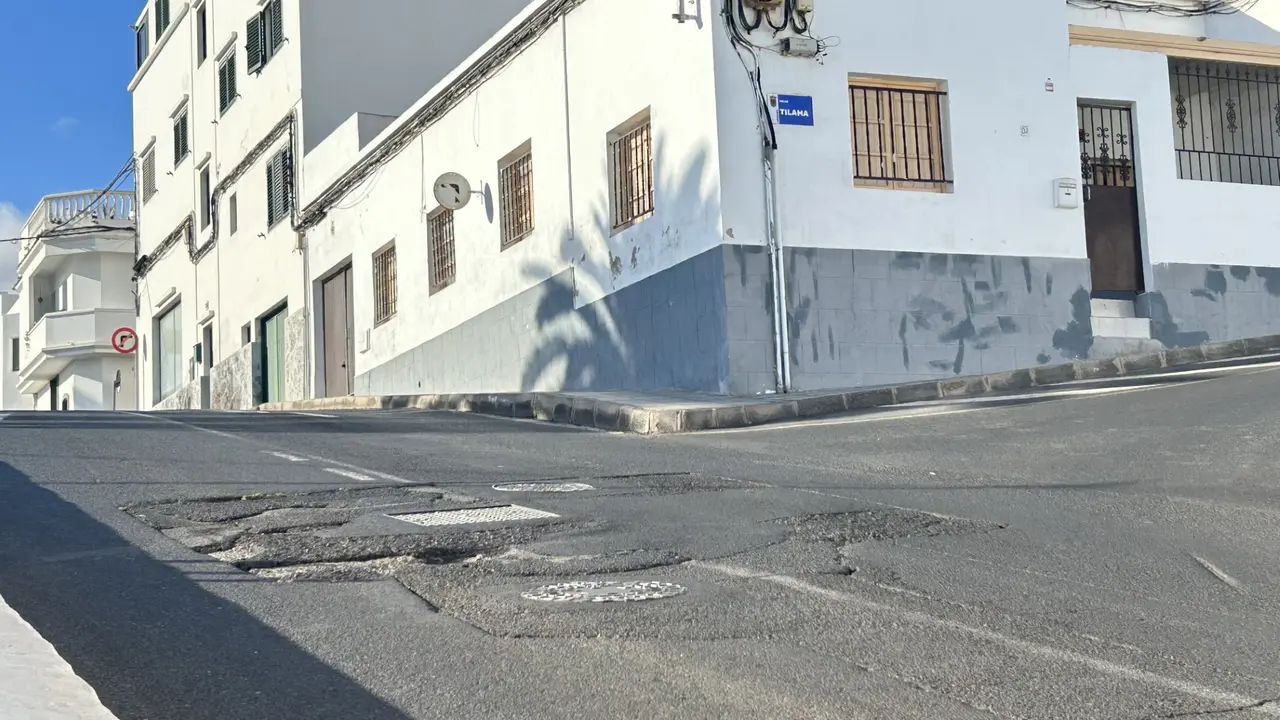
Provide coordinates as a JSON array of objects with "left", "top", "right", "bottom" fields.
[
  {"left": 125, "top": 412, "right": 411, "bottom": 484},
  {"left": 264, "top": 451, "right": 307, "bottom": 462},
  {"left": 323, "top": 467, "right": 378, "bottom": 483},
  {"left": 0, "top": 413, "right": 8, "bottom": 422},
  {"left": 692, "top": 561, "right": 1280, "bottom": 715},
  {"left": 288, "top": 412, "right": 338, "bottom": 419},
  {"left": 1192, "top": 555, "right": 1244, "bottom": 592}
]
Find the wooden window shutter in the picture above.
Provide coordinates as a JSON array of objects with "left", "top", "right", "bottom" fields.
[
  {"left": 269, "top": 0, "right": 285, "bottom": 52},
  {"left": 266, "top": 155, "right": 277, "bottom": 225},
  {"left": 246, "top": 15, "right": 264, "bottom": 73}
]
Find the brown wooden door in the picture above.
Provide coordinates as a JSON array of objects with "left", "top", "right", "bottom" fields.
[
  {"left": 322, "top": 266, "right": 354, "bottom": 397},
  {"left": 1079, "top": 104, "right": 1144, "bottom": 297}
]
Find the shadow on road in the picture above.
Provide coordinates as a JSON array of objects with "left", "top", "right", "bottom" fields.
[{"left": 0, "top": 461, "right": 413, "bottom": 720}]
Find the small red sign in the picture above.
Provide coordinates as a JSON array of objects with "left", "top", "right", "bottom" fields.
[{"left": 112, "top": 327, "right": 137, "bottom": 354}]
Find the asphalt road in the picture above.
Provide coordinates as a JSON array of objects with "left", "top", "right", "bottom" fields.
[{"left": 3, "top": 361, "right": 1280, "bottom": 719}]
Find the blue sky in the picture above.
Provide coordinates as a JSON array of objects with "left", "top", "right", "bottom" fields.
[{"left": 0, "top": 0, "right": 137, "bottom": 229}]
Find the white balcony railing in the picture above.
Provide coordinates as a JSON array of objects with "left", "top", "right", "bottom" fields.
[
  {"left": 20, "top": 308, "right": 137, "bottom": 379},
  {"left": 21, "top": 190, "right": 135, "bottom": 260}
]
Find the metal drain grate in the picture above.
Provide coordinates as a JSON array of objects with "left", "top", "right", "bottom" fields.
[
  {"left": 492, "top": 482, "right": 595, "bottom": 493},
  {"left": 521, "top": 580, "right": 687, "bottom": 603},
  {"left": 390, "top": 505, "right": 559, "bottom": 527}
]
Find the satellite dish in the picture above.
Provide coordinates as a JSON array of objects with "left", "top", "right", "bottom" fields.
[{"left": 433, "top": 172, "right": 473, "bottom": 211}]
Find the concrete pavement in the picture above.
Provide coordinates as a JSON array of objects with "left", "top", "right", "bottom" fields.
[
  {"left": 4, "top": 360, "right": 1280, "bottom": 717},
  {"left": 1, "top": 590, "right": 119, "bottom": 720}
]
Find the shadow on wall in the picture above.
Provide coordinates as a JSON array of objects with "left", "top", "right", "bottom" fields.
[
  {"left": 0, "top": 461, "right": 414, "bottom": 720},
  {"left": 516, "top": 132, "right": 735, "bottom": 394},
  {"left": 1146, "top": 263, "right": 1280, "bottom": 347}
]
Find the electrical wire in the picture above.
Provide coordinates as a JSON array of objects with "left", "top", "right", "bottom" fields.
[{"left": 1065, "top": 0, "right": 1259, "bottom": 16}]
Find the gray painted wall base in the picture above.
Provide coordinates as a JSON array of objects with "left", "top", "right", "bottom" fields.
[
  {"left": 774, "top": 248, "right": 1095, "bottom": 392},
  {"left": 1147, "top": 263, "right": 1280, "bottom": 348},
  {"left": 355, "top": 247, "right": 733, "bottom": 396}
]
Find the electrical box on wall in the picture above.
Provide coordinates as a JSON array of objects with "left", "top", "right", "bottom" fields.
[
  {"left": 1054, "top": 178, "right": 1080, "bottom": 209},
  {"left": 795, "top": 0, "right": 814, "bottom": 11},
  {"left": 781, "top": 36, "right": 819, "bottom": 57}
]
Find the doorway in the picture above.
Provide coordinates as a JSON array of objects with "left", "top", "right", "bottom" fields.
[
  {"left": 1078, "top": 103, "right": 1144, "bottom": 299},
  {"left": 49, "top": 375, "right": 58, "bottom": 411},
  {"left": 202, "top": 322, "right": 214, "bottom": 374},
  {"left": 260, "top": 305, "right": 288, "bottom": 404},
  {"left": 321, "top": 265, "right": 355, "bottom": 397}
]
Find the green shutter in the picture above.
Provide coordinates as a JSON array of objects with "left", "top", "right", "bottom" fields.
[
  {"left": 246, "top": 15, "right": 264, "bottom": 73},
  {"left": 269, "top": 0, "right": 285, "bottom": 52}
]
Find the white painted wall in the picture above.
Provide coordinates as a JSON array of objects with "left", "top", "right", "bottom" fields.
[
  {"left": 1, "top": 294, "right": 19, "bottom": 409},
  {"left": 304, "top": 0, "right": 722, "bottom": 390},
  {"left": 297, "top": 0, "right": 533, "bottom": 153}
]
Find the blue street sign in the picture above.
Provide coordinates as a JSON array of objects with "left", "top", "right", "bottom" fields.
[{"left": 776, "top": 95, "right": 814, "bottom": 126}]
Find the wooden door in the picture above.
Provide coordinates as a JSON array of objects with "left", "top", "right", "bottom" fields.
[
  {"left": 321, "top": 266, "right": 354, "bottom": 397},
  {"left": 1079, "top": 104, "right": 1144, "bottom": 297}
]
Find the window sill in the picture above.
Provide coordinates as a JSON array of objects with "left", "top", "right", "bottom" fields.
[
  {"left": 127, "top": 2, "right": 191, "bottom": 93},
  {"left": 610, "top": 210, "right": 654, "bottom": 237},
  {"left": 853, "top": 180, "right": 952, "bottom": 194}
]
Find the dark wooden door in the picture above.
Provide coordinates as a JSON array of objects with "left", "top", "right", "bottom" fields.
[
  {"left": 322, "top": 266, "right": 354, "bottom": 397},
  {"left": 1079, "top": 104, "right": 1144, "bottom": 297}
]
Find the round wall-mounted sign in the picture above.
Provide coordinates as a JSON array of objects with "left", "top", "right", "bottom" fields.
[
  {"left": 433, "top": 172, "right": 473, "bottom": 211},
  {"left": 111, "top": 327, "right": 137, "bottom": 354}
]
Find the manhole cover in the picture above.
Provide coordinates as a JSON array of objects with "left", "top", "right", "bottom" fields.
[
  {"left": 493, "top": 482, "right": 595, "bottom": 493},
  {"left": 390, "top": 505, "right": 558, "bottom": 527},
  {"left": 521, "top": 580, "right": 687, "bottom": 603}
]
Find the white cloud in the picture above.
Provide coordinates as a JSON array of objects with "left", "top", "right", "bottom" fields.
[
  {"left": 0, "top": 202, "right": 23, "bottom": 291},
  {"left": 52, "top": 117, "right": 79, "bottom": 133}
]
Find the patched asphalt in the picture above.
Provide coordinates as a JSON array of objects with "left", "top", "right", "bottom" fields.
[{"left": 3, "top": 365, "right": 1280, "bottom": 717}]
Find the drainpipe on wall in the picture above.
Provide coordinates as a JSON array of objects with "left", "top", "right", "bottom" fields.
[{"left": 764, "top": 144, "right": 792, "bottom": 393}]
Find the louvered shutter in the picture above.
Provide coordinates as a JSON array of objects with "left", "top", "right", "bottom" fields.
[
  {"left": 246, "top": 15, "right": 264, "bottom": 73},
  {"left": 155, "top": 0, "right": 170, "bottom": 39},
  {"left": 269, "top": 0, "right": 284, "bottom": 53},
  {"left": 280, "top": 150, "right": 292, "bottom": 219},
  {"left": 266, "top": 156, "right": 278, "bottom": 226},
  {"left": 173, "top": 117, "right": 182, "bottom": 165}
]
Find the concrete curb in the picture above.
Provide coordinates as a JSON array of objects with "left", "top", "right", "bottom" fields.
[{"left": 259, "top": 333, "right": 1280, "bottom": 434}]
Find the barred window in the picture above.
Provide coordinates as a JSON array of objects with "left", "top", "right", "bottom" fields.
[
  {"left": 498, "top": 145, "right": 534, "bottom": 249},
  {"left": 428, "top": 208, "right": 456, "bottom": 293},
  {"left": 1170, "top": 58, "right": 1280, "bottom": 187},
  {"left": 849, "top": 77, "right": 951, "bottom": 191},
  {"left": 609, "top": 111, "right": 654, "bottom": 231},
  {"left": 372, "top": 243, "right": 397, "bottom": 326}
]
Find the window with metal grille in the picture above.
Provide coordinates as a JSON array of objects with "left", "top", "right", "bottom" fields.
[
  {"left": 849, "top": 77, "right": 951, "bottom": 191},
  {"left": 154, "top": 0, "right": 171, "bottom": 39},
  {"left": 372, "top": 244, "right": 397, "bottom": 326},
  {"left": 427, "top": 208, "right": 456, "bottom": 294},
  {"left": 266, "top": 148, "right": 292, "bottom": 227},
  {"left": 247, "top": 0, "right": 285, "bottom": 74},
  {"left": 135, "top": 18, "right": 150, "bottom": 69},
  {"left": 141, "top": 149, "right": 157, "bottom": 203},
  {"left": 218, "top": 52, "right": 237, "bottom": 114},
  {"left": 608, "top": 113, "right": 655, "bottom": 231},
  {"left": 1170, "top": 58, "right": 1280, "bottom": 187},
  {"left": 173, "top": 108, "right": 189, "bottom": 166},
  {"left": 498, "top": 146, "right": 534, "bottom": 249}
]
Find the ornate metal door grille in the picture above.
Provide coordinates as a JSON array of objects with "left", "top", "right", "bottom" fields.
[{"left": 1079, "top": 105, "right": 1135, "bottom": 188}]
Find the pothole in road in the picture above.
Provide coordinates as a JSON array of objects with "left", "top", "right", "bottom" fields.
[
  {"left": 520, "top": 580, "right": 688, "bottom": 603},
  {"left": 775, "top": 508, "right": 1004, "bottom": 545},
  {"left": 493, "top": 482, "right": 595, "bottom": 493}
]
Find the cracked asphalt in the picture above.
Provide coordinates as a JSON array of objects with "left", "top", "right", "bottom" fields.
[{"left": 3, "top": 361, "right": 1280, "bottom": 718}]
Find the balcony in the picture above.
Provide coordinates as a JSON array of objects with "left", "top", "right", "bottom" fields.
[
  {"left": 20, "top": 190, "right": 135, "bottom": 265},
  {"left": 17, "top": 308, "right": 137, "bottom": 391}
]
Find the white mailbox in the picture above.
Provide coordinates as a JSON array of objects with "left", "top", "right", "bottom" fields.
[{"left": 1054, "top": 177, "right": 1080, "bottom": 209}]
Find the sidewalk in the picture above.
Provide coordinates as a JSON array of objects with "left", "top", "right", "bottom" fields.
[
  {"left": 260, "top": 333, "right": 1280, "bottom": 434},
  {"left": 1, "top": 590, "right": 119, "bottom": 720}
]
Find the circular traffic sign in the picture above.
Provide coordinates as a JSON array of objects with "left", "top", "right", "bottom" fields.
[
  {"left": 111, "top": 327, "right": 137, "bottom": 354},
  {"left": 433, "top": 172, "right": 472, "bottom": 211}
]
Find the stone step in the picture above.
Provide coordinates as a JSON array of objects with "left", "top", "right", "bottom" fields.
[
  {"left": 1089, "top": 297, "right": 1136, "bottom": 318},
  {"left": 1091, "top": 315, "right": 1152, "bottom": 339}
]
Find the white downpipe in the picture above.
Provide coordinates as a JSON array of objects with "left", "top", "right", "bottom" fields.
[{"left": 765, "top": 145, "right": 792, "bottom": 393}]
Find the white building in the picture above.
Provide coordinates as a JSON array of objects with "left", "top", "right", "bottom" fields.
[
  {"left": 127, "top": 0, "right": 535, "bottom": 409},
  {"left": 2, "top": 293, "right": 21, "bottom": 409},
  {"left": 12, "top": 191, "right": 138, "bottom": 411},
  {"left": 286, "top": 0, "right": 1280, "bottom": 400}
]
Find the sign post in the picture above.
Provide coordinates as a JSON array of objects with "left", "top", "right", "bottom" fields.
[{"left": 111, "top": 328, "right": 137, "bottom": 355}]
